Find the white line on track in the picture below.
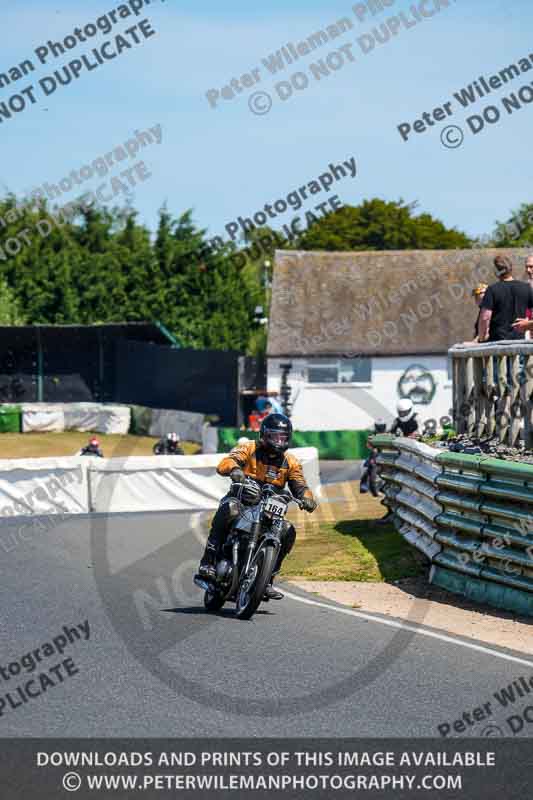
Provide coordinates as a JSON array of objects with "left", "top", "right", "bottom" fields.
[{"left": 283, "top": 589, "right": 533, "bottom": 668}]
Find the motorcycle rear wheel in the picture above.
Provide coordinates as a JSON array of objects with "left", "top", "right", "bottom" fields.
[{"left": 235, "top": 544, "right": 277, "bottom": 621}]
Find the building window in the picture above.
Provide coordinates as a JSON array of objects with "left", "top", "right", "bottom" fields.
[{"left": 306, "top": 357, "right": 371, "bottom": 384}]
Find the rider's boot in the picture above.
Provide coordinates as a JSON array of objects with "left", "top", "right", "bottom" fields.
[
  {"left": 197, "top": 498, "right": 238, "bottom": 582},
  {"left": 263, "top": 573, "right": 284, "bottom": 601},
  {"left": 197, "top": 542, "right": 217, "bottom": 582}
]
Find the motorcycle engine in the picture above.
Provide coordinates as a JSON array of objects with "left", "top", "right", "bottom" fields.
[{"left": 216, "top": 559, "right": 233, "bottom": 583}]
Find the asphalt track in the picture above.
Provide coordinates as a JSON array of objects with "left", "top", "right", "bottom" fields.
[{"left": 1, "top": 505, "right": 532, "bottom": 739}]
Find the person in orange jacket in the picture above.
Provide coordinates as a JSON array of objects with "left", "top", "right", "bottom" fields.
[{"left": 197, "top": 413, "right": 317, "bottom": 599}]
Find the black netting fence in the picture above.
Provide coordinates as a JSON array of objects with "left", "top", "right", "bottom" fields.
[
  {"left": 114, "top": 340, "right": 240, "bottom": 426},
  {"left": 0, "top": 324, "right": 243, "bottom": 425}
]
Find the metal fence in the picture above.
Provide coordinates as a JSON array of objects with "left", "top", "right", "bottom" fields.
[
  {"left": 450, "top": 341, "right": 533, "bottom": 447},
  {"left": 372, "top": 435, "right": 533, "bottom": 617}
]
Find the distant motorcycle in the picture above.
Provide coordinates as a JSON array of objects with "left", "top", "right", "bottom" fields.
[{"left": 194, "top": 478, "right": 303, "bottom": 620}]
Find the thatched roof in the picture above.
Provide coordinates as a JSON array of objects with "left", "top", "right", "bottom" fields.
[{"left": 267, "top": 248, "right": 530, "bottom": 357}]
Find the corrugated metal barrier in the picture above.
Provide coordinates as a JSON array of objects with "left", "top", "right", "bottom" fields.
[{"left": 372, "top": 434, "right": 533, "bottom": 617}]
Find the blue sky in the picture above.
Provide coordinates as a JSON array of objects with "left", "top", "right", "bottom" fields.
[{"left": 1, "top": 0, "right": 532, "bottom": 244}]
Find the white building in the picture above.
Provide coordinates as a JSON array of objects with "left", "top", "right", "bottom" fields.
[{"left": 266, "top": 248, "right": 528, "bottom": 432}]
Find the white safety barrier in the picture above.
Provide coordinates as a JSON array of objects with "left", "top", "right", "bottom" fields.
[
  {"left": 292, "top": 447, "right": 321, "bottom": 497},
  {"left": 88, "top": 455, "right": 228, "bottom": 513},
  {"left": 0, "top": 458, "right": 89, "bottom": 517},
  {"left": 147, "top": 408, "right": 205, "bottom": 443},
  {"left": 21, "top": 405, "right": 65, "bottom": 433},
  {"left": 129, "top": 406, "right": 206, "bottom": 443},
  {"left": 89, "top": 447, "right": 321, "bottom": 513},
  {"left": 0, "top": 448, "right": 320, "bottom": 517},
  {"left": 21, "top": 403, "right": 131, "bottom": 434},
  {"left": 96, "top": 405, "right": 131, "bottom": 434},
  {"left": 201, "top": 424, "right": 219, "bottom": 454},
  {"left": 63, "top": 403, "right": 131, "bottom": 434}
]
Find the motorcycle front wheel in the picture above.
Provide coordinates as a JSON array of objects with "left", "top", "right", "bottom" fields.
[
  {"left": 204, "top": 587, "right": 226, "bottom": 612},
  {"left": 235, "top": 544, "right": 277, "bottom": 621}
]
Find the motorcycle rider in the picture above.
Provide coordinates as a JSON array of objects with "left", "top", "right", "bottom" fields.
[
  {"left": 153, "top": 432, "right": 184, "bottom": 455},
  {"left": 79, "top": 436, "right": 103, "bottom": 457},
  {"left": 197, "top": 413, "right": 317, "bottom": 600}
]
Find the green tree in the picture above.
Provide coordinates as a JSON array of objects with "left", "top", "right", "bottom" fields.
[
  {"left": 0, "top": 195, "right": 81, "bottom": 323},
  {"left": 111, "top": 211, "right": 155, "bottom": 323},
  {"left": 69, "top": 205, "right": 124, "bottom": 322},
  {"left": 0, "top": 277, "right": 25, "bottom": 324},
  {"left": 148, "top": 209, "right": 264, "bottom": 351},
  {"left": 0, "top": 191, "right": 477, "bottom": 355},
  {"left": 491, "top": 203, "right": 533, "bottom": 247},
  {"left": 295, "top": 199, "right": 472, "bottom": 251}
]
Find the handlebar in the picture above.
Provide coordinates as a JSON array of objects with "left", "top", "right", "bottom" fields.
[
  {"left": 231, "top": 478, "right": 304, "bottom": 509},
  {"left": 261, "top": 484, "right": 306, "bottom": 510}
]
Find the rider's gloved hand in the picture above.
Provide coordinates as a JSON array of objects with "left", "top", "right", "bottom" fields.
[
  {"left": 242, "top": 480, "right": 261, "bottom": 505},
  {"left": 230, "top": 468, "right": 245, "bottom": 483},
  {"left": 301, "top": 496, "right": 317, "bottom": 513}
]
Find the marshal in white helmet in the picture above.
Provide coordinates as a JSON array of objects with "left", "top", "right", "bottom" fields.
[{"left": 391, "top": 398, "right": 419, "bottom": 437}]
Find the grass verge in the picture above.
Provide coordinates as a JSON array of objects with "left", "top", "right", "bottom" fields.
[
  {"left": 0, "top": 432, "right": 201, "bottom": 459},
  {"left": 280, "top": 489, "right": 425, "bottom": 583}
]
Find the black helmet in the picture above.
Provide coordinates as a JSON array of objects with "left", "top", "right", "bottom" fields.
[{"left": 259, "top": 413, "right": 292, "bottom": 454}]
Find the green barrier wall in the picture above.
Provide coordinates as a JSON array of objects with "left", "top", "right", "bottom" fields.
[
  {"left": 217, "top": 428, "right": 370, "bottom": 459},
  {"left": 431, "top": 565, "right": 533, "bottom": 617},
  {"left": 0, "top": 405, "right": 22, "bottom": 433},
  {"left": 218, "top": 429, "right": 260, "bottom": 451}
]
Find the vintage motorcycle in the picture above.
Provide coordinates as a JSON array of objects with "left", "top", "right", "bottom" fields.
[{"left": 194, "top": 478, "right": 303, "bottom": 620}]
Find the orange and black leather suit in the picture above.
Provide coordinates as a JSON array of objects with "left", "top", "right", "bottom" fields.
[
  {"left": 202, "top": 440, "right": 316, "bottom": 570},
  {"left": 217, "top": 440, "right": 314, "bottom": 500}
]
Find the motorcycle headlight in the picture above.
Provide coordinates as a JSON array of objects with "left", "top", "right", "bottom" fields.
[{"left": 242, "top": 484, "right": 261, "bottom": 506}]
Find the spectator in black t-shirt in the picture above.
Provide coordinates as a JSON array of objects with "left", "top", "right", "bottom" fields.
[
  {"left": 478, "top": 255, "right": 533, "bottom": 342},
  {"left": 513, "top": 255, "right": 533, "bottom": 336}
]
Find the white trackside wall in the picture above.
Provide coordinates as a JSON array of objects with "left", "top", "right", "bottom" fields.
[
  {"left": 267, "top": 355, "right": 453, "bottom": 431},
  {"left": 0, "top": 449, "right": 320, "bottom": 518}
]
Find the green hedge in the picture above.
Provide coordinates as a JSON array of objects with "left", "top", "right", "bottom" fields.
[
  {"left": 0, "top": 405, "right": 21, "bottom": 433},
  {"left": 218, "top": 428, "right": 371, "bottom": 459}
]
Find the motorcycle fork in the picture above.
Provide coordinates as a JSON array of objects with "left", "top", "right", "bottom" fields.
[
  {"left": 243, "top": 520, "right": 261, "bottom": 576},
  {"left": 224, "top": 538, "right": 240, "bottom": 599}
]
